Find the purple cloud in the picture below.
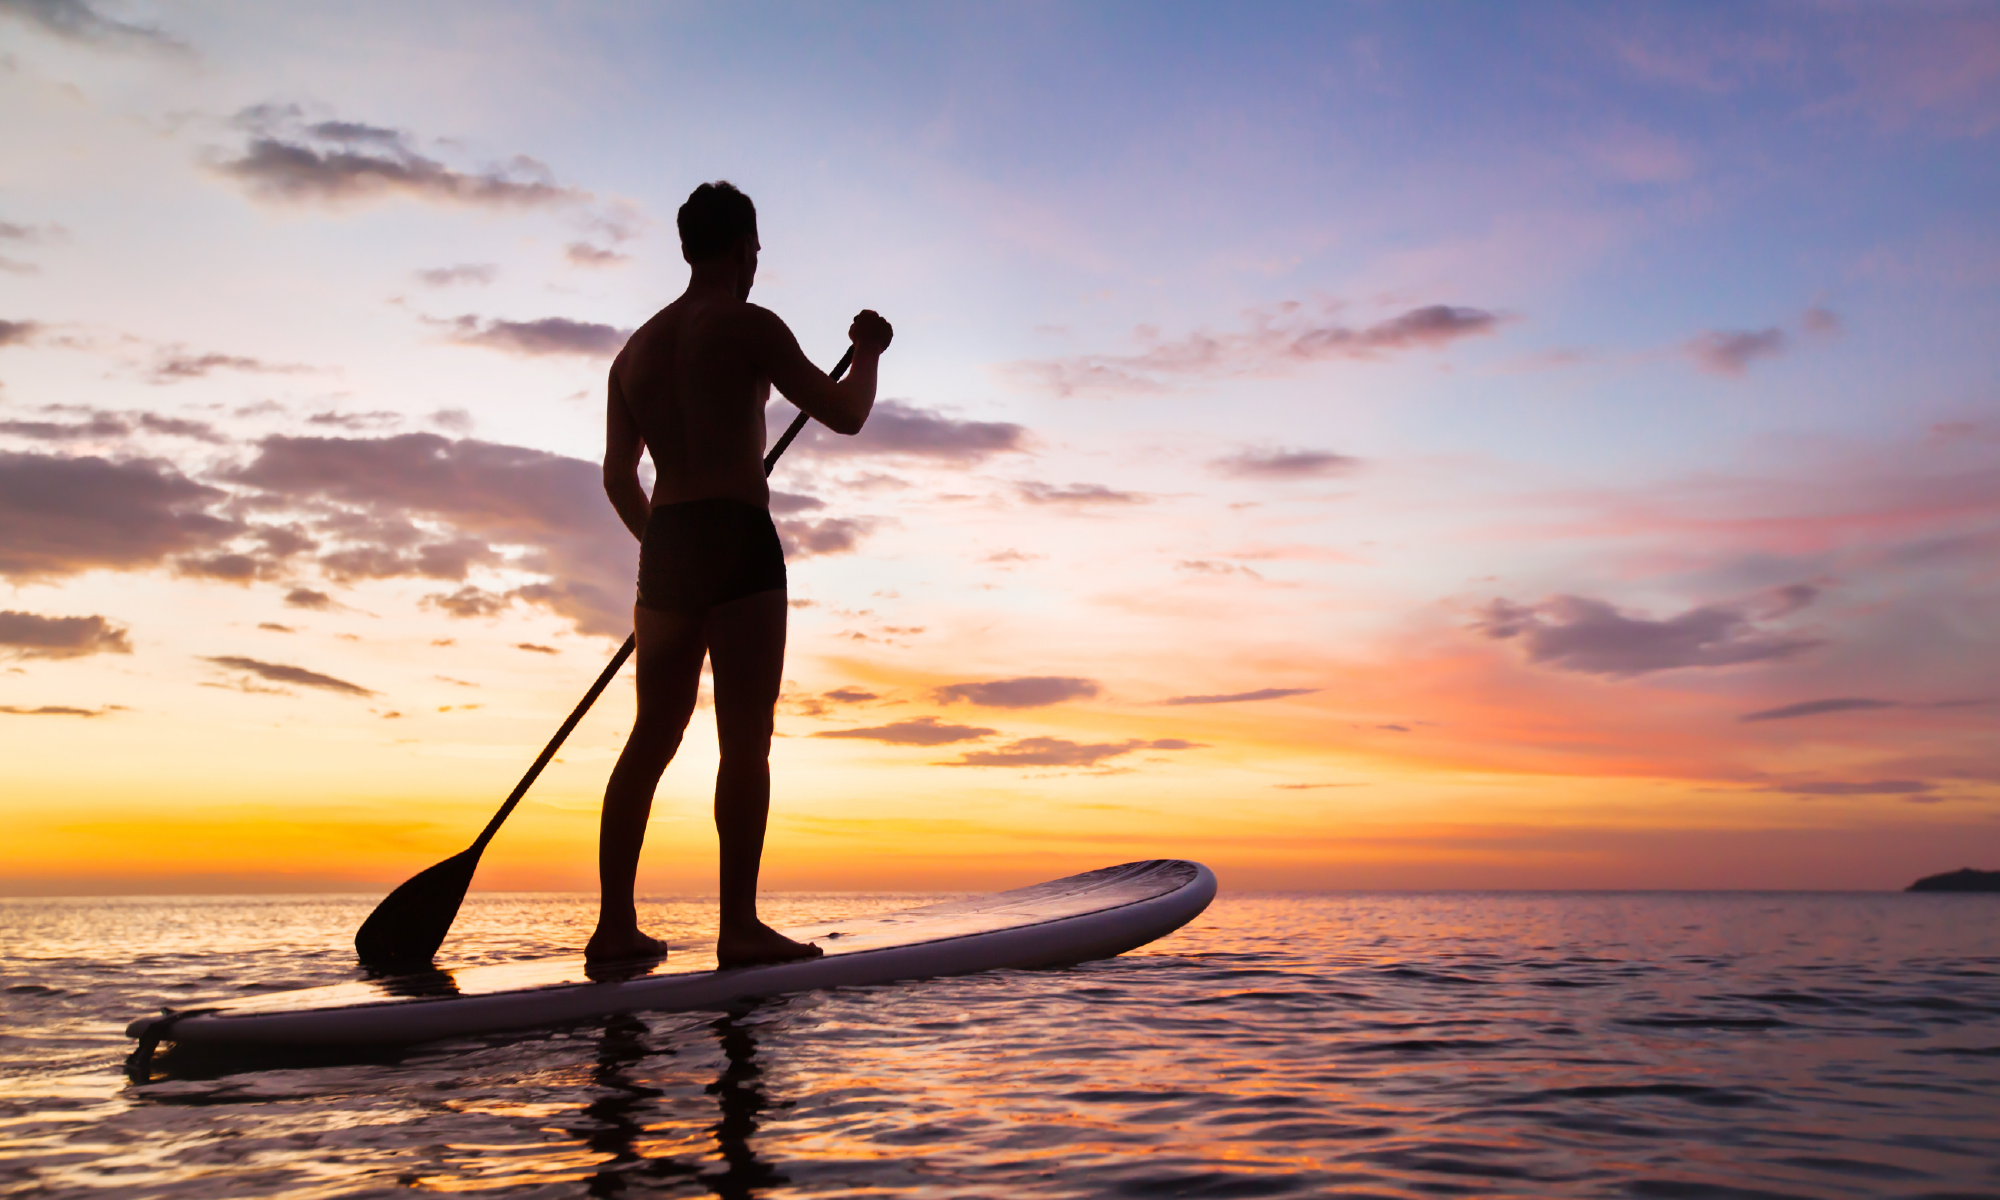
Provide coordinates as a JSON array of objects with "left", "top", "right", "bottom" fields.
[
  {"left": 213, "top": 108, "right": 583, "bottom": 210},
  {"left": 0, "top": 451, "right": 241, "bottom": 582},
  {"left": 772, "top": 400, "right": 1029, "bottom": 465},
  {"left": 440, "top": 316, "right": 632, "bottom": 358},
  {"left": 1740, "top": 698, "right": 1900, "bottom": 722},
  {"left": 814, "top": 716, "right": 998, "bottom": 746},
  {"left": 415, "top": 264, "right": 497, "bottom": 288},
  {"left": 1210, "top": 448, "right": 1360, "bottom": 479},
  {"left": 1472, "top": 594, "right": 1821, "bottom": 676},
  {"left": 202, "top": 655, "right": 373, "bottom": 696},
  {"left": 1013, "top": 302, "right": 1503, "bottom": 396},
  {"left": 933, "top": 676, "right": 1101, "bottom": 708},
  {"left": 1685, "top": 328, "right": 1787, "bottom": 376},
  {"left": 1015, "top": 481, "right": 1148, "bottom": 506},
  {"left": 0, "top": 611, "right": 132, "bottom": 659},
  {"left": 1776, "top": 780, "right": 1936, "bottom": 796},
  {"left": 1162, "top": 687, "right": 1319, "bottom": 706},
  {"left": 940, "top": 736, "right": 1197, "bottom": 768}
]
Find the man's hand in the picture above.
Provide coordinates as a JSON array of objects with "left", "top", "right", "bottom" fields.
[{"left": 850, "top": 309, "right": 894, "bottom": 355}]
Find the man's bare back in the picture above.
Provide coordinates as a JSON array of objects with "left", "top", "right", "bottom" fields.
[{"left": 589, "top": 182, "right": 890, "bottom": 967}]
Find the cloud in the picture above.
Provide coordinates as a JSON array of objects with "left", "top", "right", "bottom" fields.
[
  {"left": 438, "top": 315, "right": 631, "bottom": 358},
  {"left": 0, "top": 319, "right": 40, "bottom": 347},
  {"left": 772, "top": 400, "right": 1029, "bottom": 465},
  {"left": 0, "top": 611, "right": 131, "bottom": 659},
  {"left": 201, "top": 655, "right": 373, "bottom": 696},
  {"left": 212, "top": 108, "right": 584, "bottom": 210},
  {"left": 0, "top": 451, "right": 241, "bottom": 582},
  {"left": 1015, "top": 481, "right": 1148, "bottom": 506},
  {"left": 225, "top": 432, "right": 636, "bottom": 636},
  {"left": 983, "top": 549, "right": 1042, "bottom": 565},
  {"left": 777, "top": 516, "right": 872, "bottom": 557},
  {"left": 151, "top": 350, "right": 312, "bottom": 384},
  {"left": 0, "top": 221, "right": 59, "bottom": 242},
  {"left": 768, "top": 490, "right": 824, "bottom": 515},
  {"left": 140, "top": 414, "right": 227, "bottom": 442},
  {"left": 1012, "top": 301, "right": 1503, "bottom": 396},
  {"left": 319, "top": 536, "right": 498, "bottom": 582},
  {"left": 0, "top": 704, "right": 111, "bottom": 716},
  {"left": 176, "top": 552, "right": 285, "bottom": 583},
  {"left": 1739, "top": 697, "right": 1901, "bottom": 722},
  {"left": 1801, "top": 306, "right": 1842, "bottom": 335},
  {"left": 1472, "top": 594, "right": 1822, "bottom": 676},
  {"left": 308, "top": 410, "right": 402, "bottom": 431},
  {"left": 1685, "top": 328, "right": 1787, "bottom": 376},
  {"left": 1161, "top": 687, "right": 1319, "bottom": 706},
  {"left": 813, "top": 716, "right": 997, "bottom": 746},
  {"left": 0, "top": 410, "right": 223, "bottom": 443},
  {"left": 0, "top": 0, "right": 188, "bottom": 52},
  {"left": 284, "top": 588, "right": 333, "bottom": 610},
  {"left": 430, "top": 408, "right": 474, "bottom": 434},
  {"left": 1177, "top": 560, "right": 1263, "bottom": 579},
  {"left": 1210, "top": 448, "right": 1360, "bottom": 479},
  {"left": 0, "top": 413, "right": 129, "bottom": 441},
  {"left": 940, "top": 736, "right": 1195, "bottom": 768},
  {"left": 424, "top": 585, "right": 510, "bottom": 619},
  {"left": 415, "top": 264, "right": 496, "bottom": 288},
  {"left": 565, "top": 243, "right": 629, "bottom": 268},
  {"left": 1775, "top": 779, "right": 1936, "bottom": 796},
  {"left": 933, "top": 676, "right": 1100, "bottom": 708},
  {"left": 516, "top": 642, "right": 559, "bottom": 654},
  {"left": 823, "top": 687, "right": 879, "bottom": 703}
]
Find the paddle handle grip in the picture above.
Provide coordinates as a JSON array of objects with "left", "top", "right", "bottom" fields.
[{"left": 470, "top": 345, "right": 856, "bottom": 854}]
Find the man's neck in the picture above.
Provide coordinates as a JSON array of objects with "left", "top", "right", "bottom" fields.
[{"left": 684, "top": 259, "right": 746, "bottom": 303}]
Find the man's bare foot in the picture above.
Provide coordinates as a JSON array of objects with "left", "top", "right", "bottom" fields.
[
  {"left": 716, "top": 921, "right": 823, "bottom": 968},
  {"left": 586, "top": 928, "right": 669, "bottom": 963}
]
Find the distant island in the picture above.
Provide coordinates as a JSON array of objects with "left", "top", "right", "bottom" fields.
[{"left": 1907, "top": 868, "right": 2000, "bottom": 892}]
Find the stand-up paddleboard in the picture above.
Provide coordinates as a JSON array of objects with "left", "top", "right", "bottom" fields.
[{"left": 127, "top": 860, "right": 1213, "bottom": 1055}]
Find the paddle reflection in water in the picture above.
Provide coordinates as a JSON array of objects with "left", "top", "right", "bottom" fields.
[{"left": 577, "top": 1006, "right": 788, "bottom": 1198}]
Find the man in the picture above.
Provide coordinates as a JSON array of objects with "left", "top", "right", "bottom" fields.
[{"left": 590, "top": 181, "right": 892, "bottom": 965}]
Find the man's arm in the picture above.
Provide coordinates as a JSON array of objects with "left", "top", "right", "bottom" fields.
[
  {"left": 755, "top": 306, "right": 892, "bottom": 435},
  {"left": 602, "top": 363, "right": 650, "bottom": 541}
]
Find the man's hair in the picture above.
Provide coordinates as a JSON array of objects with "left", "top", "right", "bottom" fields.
[{"left": 678, "top": 181, "right": 757, "bottom": 263}]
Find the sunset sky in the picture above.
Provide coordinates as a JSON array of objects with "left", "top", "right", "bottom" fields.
[{"left": 4, "top": 1, "right": 1997, "bottom": 896}]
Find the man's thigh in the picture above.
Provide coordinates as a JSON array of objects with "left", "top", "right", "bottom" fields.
[
  {"left": 704, "top": 588, "right": 787, "bottom": 736},
  {"left": 633, "top": 604, "right": 708, "bottom": 725}
]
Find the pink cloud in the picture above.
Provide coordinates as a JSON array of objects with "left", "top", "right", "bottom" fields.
[{"left": 1009, "top": 301, "right": 1503, "bottom": 396}]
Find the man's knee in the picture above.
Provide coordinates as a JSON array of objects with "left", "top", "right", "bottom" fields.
[{"left": 715, "top": 717, "right": 774, "bottom": 764}]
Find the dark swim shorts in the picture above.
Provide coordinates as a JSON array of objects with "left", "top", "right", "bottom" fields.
[{"left": 636, "top": 497, "right": 787, "bottom": 613}]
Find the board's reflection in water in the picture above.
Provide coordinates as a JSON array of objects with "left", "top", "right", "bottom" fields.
[{"left": 583, "top": 1006, "right": 788, "bottom": 1198}]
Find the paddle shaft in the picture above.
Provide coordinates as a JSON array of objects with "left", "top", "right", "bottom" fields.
[{"left": 467, "top": 344, "right": 856, "bottom": 857}]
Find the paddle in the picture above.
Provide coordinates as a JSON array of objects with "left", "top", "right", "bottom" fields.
[{"left": 354, "top": 346, "right": 856, "bottom": 970}]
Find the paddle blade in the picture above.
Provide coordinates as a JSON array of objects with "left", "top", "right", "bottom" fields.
[{"left": 354, "top": 848, "right": 481, "bottom": 970}]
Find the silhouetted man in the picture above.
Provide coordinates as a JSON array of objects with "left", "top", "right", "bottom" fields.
[{"left": 591, "top": 181, "right": 892, "bottom": 965}]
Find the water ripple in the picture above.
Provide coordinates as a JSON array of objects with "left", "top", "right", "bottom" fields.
[{"left": 1, "top": 892, "right": 1997, "bottom": 1197}]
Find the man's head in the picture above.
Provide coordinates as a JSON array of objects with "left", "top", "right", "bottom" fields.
[{"left": 679, "top": 182, "right": 758, "bottom": 287}]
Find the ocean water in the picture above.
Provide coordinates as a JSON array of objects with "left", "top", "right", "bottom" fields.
[{"left": 2, "top": 890, "right": 1997, "bottom": 1199}]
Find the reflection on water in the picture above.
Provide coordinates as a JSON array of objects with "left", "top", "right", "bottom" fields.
[
  {"left": 3, "top": 891, "right": 1999, "bottom": 1197},
  {"left": 574, "top": 1007, "right": 785, "bottom": 1198}
]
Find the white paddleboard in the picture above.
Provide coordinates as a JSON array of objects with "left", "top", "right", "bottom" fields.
[{"left": 127, "top": 859, "right": 1214, "bottom": 1052}]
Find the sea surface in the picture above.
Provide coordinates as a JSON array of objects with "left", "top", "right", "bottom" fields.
[{"left": 2, "top": 890, "right": 1997, "bottom": 1198}]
